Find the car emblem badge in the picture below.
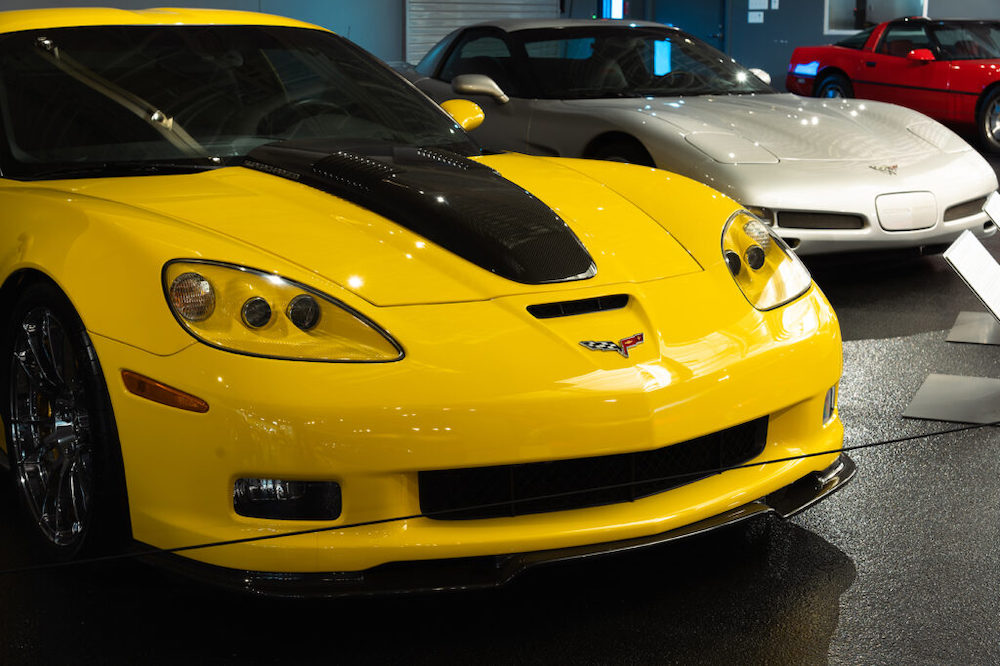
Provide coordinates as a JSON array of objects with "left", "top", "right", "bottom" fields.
[
  {"left": 869, "top": 164, "right": 898, "bottom": 175},
  {"left": 580, "top": 333, "right": 645, "bottom": 358}
]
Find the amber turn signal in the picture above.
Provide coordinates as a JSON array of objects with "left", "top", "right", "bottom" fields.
[{"left": 122, "top": 370, "right": 209, "bottom": 413}]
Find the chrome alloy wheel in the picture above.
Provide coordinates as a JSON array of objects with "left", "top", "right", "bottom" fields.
[
  {"left": 8, "top": 305, "right": 93, "bottom": 548},
  {"left": 986, "top": 97, "right": 1000, "bottom": 143}
]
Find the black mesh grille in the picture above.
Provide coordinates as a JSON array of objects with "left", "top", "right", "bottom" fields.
[
  {"left": 777, "top": 211, "right": 864, "bottom": 229},
  {"left": 419, "top": 417, "right": 768, "bottom": 520},
  {"left": 527, "top": 294, "right": 629, "bottom": 319},
  {"left": 944, "top": 196, "right": 988, "bottom": 222}
]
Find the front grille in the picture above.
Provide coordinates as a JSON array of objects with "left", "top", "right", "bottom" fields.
[
  {"left": 944, "top": 196, "right": 988, "bottom": 222},
  {"left": 419, "top": 417, "right": 768, "bottom": 520},
  {"left": 527, "top": 294, "right": 628, "bottom": 319},
  {"left": 777, "top": 211, "right": 864, "bottom": 229}
]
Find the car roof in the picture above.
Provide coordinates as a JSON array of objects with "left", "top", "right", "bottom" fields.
[
  {"left": 0, "top": 8, "right": 323, "bottom": 35},
  {"left": 889, "top": 16, "right": 1000, "bottom": 26},
  {"left": 461, "top": 18, "right": 676, "bottom": 33}
]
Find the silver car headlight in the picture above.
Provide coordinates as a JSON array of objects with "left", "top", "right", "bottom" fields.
[{"left": 722, "top": 210, "right": 812, "bottom": 310}]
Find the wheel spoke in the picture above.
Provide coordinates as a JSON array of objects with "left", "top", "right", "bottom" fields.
[
  {"left": 8, "top": 298, "right": 97, "bottom": 550},
  {"left": 39, "top": 454, "right": 64, "bottom": 527},
  {"left": 66, "top": 459, "right": 88, "bottom": 534},
  {"left": 16, "top": 314, "right": 66, "bottom": 395}
]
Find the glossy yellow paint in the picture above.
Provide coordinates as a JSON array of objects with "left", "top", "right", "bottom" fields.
[
  {"left": 0, "top": 8, "right": 324, "bottom": 34},
  {"left": 93, "top": 273, "right": 840, "bottom": 572},
  {"left": 0, "top": 151, "right": 842, "bottom": 573},
  {"left": 440, "top": 99, "right": 486, "bottom": 132},
  {"left": 0, "top": 11, "right": 843, "bottom": 575}
]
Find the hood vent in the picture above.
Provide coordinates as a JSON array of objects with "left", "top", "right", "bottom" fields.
[
  {"left": 527, "top": 294, "right": 629, "bottom": 319},
  {"left": 244, "top": 141, "right": 596, "bottom": 285}
]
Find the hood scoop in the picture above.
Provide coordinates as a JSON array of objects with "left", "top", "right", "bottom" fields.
[{"left": 244, "top": 142, "right": 596, "bottom": 284}]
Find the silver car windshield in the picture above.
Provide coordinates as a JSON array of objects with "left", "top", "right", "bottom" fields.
[
  {"left": 515, "top": 27, "right": 774, "bottom": 99},
  {"left": 0, "top": 25, "right": 478, "bottom": 179}
]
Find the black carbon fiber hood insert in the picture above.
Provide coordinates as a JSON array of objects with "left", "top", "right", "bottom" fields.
[{"left": 244, "top": 142, "right": 596, "bottom": 284}]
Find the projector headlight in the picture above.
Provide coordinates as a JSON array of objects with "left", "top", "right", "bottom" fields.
[
  {"left": 722, "top": 210, "right": 812, "bottom": 310},
  {"left": 164, "top": 260, "right": 403, "bottom": 362}
]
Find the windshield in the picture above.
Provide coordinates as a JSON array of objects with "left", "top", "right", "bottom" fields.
[
  {"left": 0, "top": 25, "right": 478, "bottom": 179},
  {"left": 929, "top": 21, "right": 1000, "bottom": 60},
  {"left": 514, "top": 26, "right": 774, "bottom": 99}
]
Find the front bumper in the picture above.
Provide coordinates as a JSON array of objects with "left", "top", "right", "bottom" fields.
[
  {"left": 689, "top": 149, "right": 998, "bottom": 255},
  {"left": 93, "top": 271, "right": 842, "bottom": 575},
  {"left": 145, "top": 454, "right": 855, "bottom": 597}
]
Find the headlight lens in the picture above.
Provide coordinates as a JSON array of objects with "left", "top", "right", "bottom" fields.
[
  {"left": 722, "top": 210, "right": 812, "bottom": 310},
  {"left": 164, "top": 260, "right": 403, "bottom": 362}
]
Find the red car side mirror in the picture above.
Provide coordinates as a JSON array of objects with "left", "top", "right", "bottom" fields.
[{"left": 907, "top": 48, "right": 935, "bottom": 62}]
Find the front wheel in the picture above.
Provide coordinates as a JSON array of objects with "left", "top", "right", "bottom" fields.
[
  {"left": 815, "top": 72, "right": 853, "bottom": 98},
  {"left": 977, "top": 87, "right": 1000, "bottom": 153},
  {"left": 4, "top": 282, "right": 127, "bottom": 559}
]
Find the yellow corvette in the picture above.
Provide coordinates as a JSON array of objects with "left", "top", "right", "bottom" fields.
[{"left": 0, "top": 8, "right": 850, "bottom": 595}]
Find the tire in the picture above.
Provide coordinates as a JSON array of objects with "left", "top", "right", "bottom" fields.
[
  {"left": 977, "top": 87, "right": 1000, "bottom": 153},
  {"left": 590, "top": 138, "right": 655, "bottom": 167},
  {"left": 3, "top": 281, "right": 128, "bottom": 560},
  {"left": 814, "top": 72, "right": 853, "bottom": 99}
]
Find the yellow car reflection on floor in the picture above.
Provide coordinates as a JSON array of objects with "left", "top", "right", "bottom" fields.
[{"left": 0, "top": 8, "right": 849, "bottom": 595}]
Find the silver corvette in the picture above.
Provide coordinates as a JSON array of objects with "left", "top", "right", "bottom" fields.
[{"left": 405, "top": 19, "right": 998, "bottom": 254}]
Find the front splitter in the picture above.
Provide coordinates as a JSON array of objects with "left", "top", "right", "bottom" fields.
[{"left": 140, "top": 454, "right": 856, "bottom": 598}]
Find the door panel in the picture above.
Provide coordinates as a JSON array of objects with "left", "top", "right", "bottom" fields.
[{"left": 855, "top": 24, "right": 954, "bottom": 120}]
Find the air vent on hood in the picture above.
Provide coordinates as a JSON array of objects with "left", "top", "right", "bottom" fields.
[
  {"left": 244, "top": 141, "right": 596, "bottom": 285},
  {"left": 527, "top": 294, "right": 629, "bottom": 319}
]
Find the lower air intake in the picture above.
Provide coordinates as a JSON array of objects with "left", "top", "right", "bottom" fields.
[{"left": 419, "top": 417, "right": 768, "bottom": 520}]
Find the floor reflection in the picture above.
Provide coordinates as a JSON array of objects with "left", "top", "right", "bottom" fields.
[{"left": 0, "top": 516, "right": 855, "bottom": 664}]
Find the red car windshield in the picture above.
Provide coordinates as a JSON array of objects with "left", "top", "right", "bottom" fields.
[{"left": 929, "top": 22, "right": 1000, "bottom": 60}]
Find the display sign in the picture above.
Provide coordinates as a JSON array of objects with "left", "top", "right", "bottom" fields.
[{"left": 943, "top": 224, "right": 1000, "bottom": 323}]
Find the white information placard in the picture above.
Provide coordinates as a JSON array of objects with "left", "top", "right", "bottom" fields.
[
  {"left": 984, "top": 189, "right": 1000, "bottom": 225},
  {"left": 748, "top": 11, "right": 764, "bottom": 23},
  {"left": 944, "top": 229, "right": 1000, "bottom": 322},
  {"left": 748, "top": 0, "right": 767, "bottom": 9}
]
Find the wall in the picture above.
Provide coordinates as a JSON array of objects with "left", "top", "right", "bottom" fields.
[
  {"left": 0, "top": 0, "right": 406, "bottom": 61},
  {"left": 724, "top": 1, "right": 828, "bottom": 91},
  {"left": 926, "top": 0, "right": 1000, "bottom": 18}
]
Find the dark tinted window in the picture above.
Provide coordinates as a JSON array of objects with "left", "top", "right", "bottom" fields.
[
  {"left": 437, "top": 31, "right": 525, "bottom": 96},
  {"left": 415, "top": 29, "right": 459, "bottom": 76},
  {"left": 514, "top": 26, "right": 773, "bottom": 99},
  {"left": 930, "top": 21, "right": 1000, "bottom": 60},
  {"left": 835, "top": 26, "right": 876, "bottom": 49},
  {"left": 876, "top": 25, "right": 934, "bottom": 56},
  {"left": 0, "top": 25, "right": 477, "bottom": 179}
]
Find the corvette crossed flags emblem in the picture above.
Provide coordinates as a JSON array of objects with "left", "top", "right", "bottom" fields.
[{"left": 579, "top": 333, "right": 644, "bottom": 358}]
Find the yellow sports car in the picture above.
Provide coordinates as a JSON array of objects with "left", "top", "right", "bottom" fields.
[{"left": 0, "top": 8, "right": 850, "bottom": 595}]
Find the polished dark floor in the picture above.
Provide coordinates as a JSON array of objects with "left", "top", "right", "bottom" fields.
[{"left": 4, "top": 163, "right": 1000, "bottom": 665}]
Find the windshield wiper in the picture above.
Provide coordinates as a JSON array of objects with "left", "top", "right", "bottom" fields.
[
  {"left": 24, "top": 159, "right": 225, "bottom": 181},
  {"left": 33, "top": 35, "right": 210, "bottom": 158}
]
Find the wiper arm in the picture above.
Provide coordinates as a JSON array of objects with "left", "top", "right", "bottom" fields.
[
  {"left": 25, "top": 159, "right": 224, "bottom": 181},
  {"left": 33, "top": 36, "right": 210, "bottom": 158}
]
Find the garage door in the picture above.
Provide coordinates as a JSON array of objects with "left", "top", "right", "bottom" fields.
[{"left": 406, "top": 0, "right": 559, "bottom": 63}]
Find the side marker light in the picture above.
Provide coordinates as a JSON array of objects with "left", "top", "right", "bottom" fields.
[{"left": 122, "top": 370, "right": 209, "bottom": 413}]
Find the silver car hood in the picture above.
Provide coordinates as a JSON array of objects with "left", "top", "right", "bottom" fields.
[{"left": 564, "top": 93, "right": 961, "bottom": 161}]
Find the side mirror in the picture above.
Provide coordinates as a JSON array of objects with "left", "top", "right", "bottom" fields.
[
  {"left": 907, "top": 48, "right": 935, "bottom": 62},
  {"left": 748, "top": 68, "right": 772, "bottom": 85},
  {"left": 440, "top": 99, "right": 485, "bottom": 132},
  {"left": 452, "top": 74, "right": 509, "bottom": 104}
]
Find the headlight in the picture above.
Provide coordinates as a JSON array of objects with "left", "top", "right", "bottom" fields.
[
  {"left": 722, "top": 210, "right": 811, "bottom": 310},
  {"left": 164, "top": 260, "right": 403, "bottom": 362}
]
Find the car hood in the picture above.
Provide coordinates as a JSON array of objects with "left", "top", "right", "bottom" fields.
[
  {"left": 566, "top": 92, "right": 959, "bottom": 161},
  {"left": 49, "top": 153, "right": 705, "bottom": 306}
]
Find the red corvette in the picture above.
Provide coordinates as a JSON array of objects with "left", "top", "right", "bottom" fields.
[{"left": 786, "top": 17, "right": 1000, "bottom": 150}]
